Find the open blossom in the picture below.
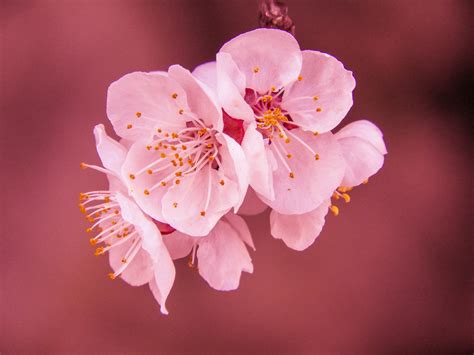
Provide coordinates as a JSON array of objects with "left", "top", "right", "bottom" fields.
[
  {"left": 270, "top": 120, "right": 387, "bottom": 250},
  {"left": 194, "top": 28, "right": 355, "bottom": 215},
  {"left": 79, "top": 124, "right": 175, "bottom": 314},
  {"left": 164, "top": 213, "right": 254, "bottom": 291},
  {"left": 107, "top": 66, "right": 249, "bottom": 237}
]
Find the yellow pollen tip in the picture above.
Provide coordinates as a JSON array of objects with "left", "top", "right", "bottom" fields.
[
  {"left": 363, "top": 179, "right": 369, "bottom": 184},
  {"left": 175, "top": 179, "right": 181, "bottom": 185},
  {"left": 175, "top": 171, "right": 182, "bottom": 177},
  {"left": 182, "top": 145, "right": 187, "bottom": 150},
  {"left": 289, "top": 172, "right": 295, "bottom": 179},
  {"left": 298, "top": 75, "right": 303, "bottom": 81},
  {"left": 313, "top": 96, "right": 319, "bottom": 101},
  {"left": 127, "top": 124, "right": 133, "bottom": 129},
  {"left": 135, "top": 112, "right": 142, "bottom": 118},
  {"left": 161, "top": 181, "right": 167, "bottom": 186},
  {"left": 172, "top": 133, "right": 179, "bottom": 139},
  {"left": 146, "top": 145, "right": 152, "bottom": 150},
  {"left": 316, "top": 107, "right": 322, "bottom": 112},
  {"left": 341, "top": 193, "right": 351, "bottom": 203},
  {"left": 253, "top": 67, "right": 260, "bottom": 73},
  {"left": 129, "top": 174, "right": 135, "bottom": 180},
  {"left": 171, "top": 93, "right": 178, "bottom": 99},
  {"left": 89, "top": 238, "right": 97, "bottom": 246},
  {"left": 164, "top": 133, "right": 169, "bottom": 137},
  {"left": 173, "top": 202, "right": 178, "bottom": 208},
  {"left": 86, "top": 227, "right": 92, "bottom": 233},
  {"left": 157, "top": 128, "right": 162, "bottom": 133},
  {"left": 200, "top": 211, "right": 206, "bottom": 217},
  {"left": 94, "top": 247, "right": 104, "bottom": 256},
  {"left": 144, "top": 189, "right": 150, "bottom": 195},
  {"left": 219, "top": 179, "right": 225, "bottom": 186},
  {"left": 287, "top": 154, "right": 292, "bottom": 159},
  {"left": 121, "top": 258, "right": 127, "bottom": 264},
  {"left": 147, "top": 169, "right": 153, "bottom": 175},
  {"left": 80, "top": 162, "right": 87, "bottom": 169},
  {"left": 285, "top": 138, "right": 290, "bottom": 144},
  {"left": 78, "top": 204, "right": 86, "bottom": 213},
  {"left": 108, "top": 273, "right": 116, "bottom": 280},
  {"left": 160, "top": 153, "right": 166, "bottom": 158},
  {"left": 329, "top": 205, "right": 339, "bottom": 216},
  {"left": 178, "top": 109, "right": 184, "bottom": 115},
  {"left": 208, "top": 156, "right": 214, "bottom": 161},
  {"left": 313, "top": 131, "right": 319, "bottom": 136},
  {"left": 315, "top": 154, "right": 320, "bottom": 160}
]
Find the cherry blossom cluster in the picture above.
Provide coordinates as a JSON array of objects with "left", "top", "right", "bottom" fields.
[{"left": 79, "top": 29, "right": 386, "bottom": 314}]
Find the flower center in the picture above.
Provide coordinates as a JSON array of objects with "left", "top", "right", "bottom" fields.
[{"left": 244, "top": 88, "right": 321, "bottom": 180}]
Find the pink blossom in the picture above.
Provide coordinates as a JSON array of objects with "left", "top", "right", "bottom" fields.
[
  {"left": 270, "top": 120, "right": 387, "bottom": 250},
  {"left": 163, "top": 213, "right": 254, "bottom": 291},
  {"left": 194, "top": 28, "right": 355, "bottom": 215},
  {"left": 79, "top": 124, "right": 175, "bottom": 314},
  {"left": 106, "top": 66, "right": 249, "bottom": 237}
]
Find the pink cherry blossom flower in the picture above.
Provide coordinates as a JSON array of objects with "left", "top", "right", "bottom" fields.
[
  {"left": 194, "top": 28, "right": 355, "bottom": 215},
  {"left": 270, "top": 120, "right": 387, "bottom": 250},
  {"left": 79, "top": 124, "right": 175, "bottom": 314},
  {"left": 163, "top": 213, "right": 254, "bottom": 291},
  {"left": 106, "top": 67, "right": 249, "bottom": 237}
]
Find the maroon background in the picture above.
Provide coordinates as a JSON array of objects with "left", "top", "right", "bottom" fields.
[{"left": 1, "top": 0, "right": 472, "bottom": 353}]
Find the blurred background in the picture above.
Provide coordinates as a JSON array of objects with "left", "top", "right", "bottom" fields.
[{"left": 1, "top": 0, "right": 472, "bottom": 353}]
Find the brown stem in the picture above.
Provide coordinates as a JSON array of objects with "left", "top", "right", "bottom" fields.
[{"left": 258, "top": 0, "right": 295, "bottom": 35}]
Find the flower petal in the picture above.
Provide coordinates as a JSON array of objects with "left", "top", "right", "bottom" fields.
[
  {"left": 108, "top": 241, "right": 154, "bottom": 286},
  {"left": 163, "top": 230, "right": 196, "bottom": 260},
  {"left": 161, "top": 166, "right": 239, "bottom": 237},
  {"left": 168, "top": 65, "right": 223, "bottom": 132},
  {"left": 121, "top": 139, "right": 173, "bottom": 222},
  {"left": 260, "top": 130, "right": 345, "bottom": 214},
  {"left": 270, "top": 200, "right": 331, "bottom": 251},
  {"left": 335, "top": 120, "right": 387, "bottom": 155},
  {"left": 192, "top": 61, "right": 217, "bottom": 93},
  {"left": 93, "top": 124, "right": 128, "bottom": 177},
  {"left": 241, "top": 123, "right": 275, "bottom": 201},
  {"left": 224, "top": 213, "right": 255, "bottom": 251},
  {"left": 219, "top": 28, "right": 302, "bottom": 94},
  {"left": 216, "top": 52, "right": 254, "bottom": 122},
  {"left": 115, "top": 193, "right": 176, "bottom": 314},
  {"left": 282, "top": 50, "right": 356, "bottom": 133},
  {"left": 237, "top": 187, "right": 268, "bottom": 216},
  {"left": 107, "top": 72, "right": 187, "bottom": 141},
  {"left": 215, "top": 132, "right": 249, "bottom": 212},
  {"left": 197, "top": 219, "right": 253, "bottom": 291}
]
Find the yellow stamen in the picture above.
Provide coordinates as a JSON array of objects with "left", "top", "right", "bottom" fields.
[
  {"left": 329, "top": 205, "right": 339, "bottom": 216},
  {"left": 135, "top": 112, "right": 142, "bottom": 118}
]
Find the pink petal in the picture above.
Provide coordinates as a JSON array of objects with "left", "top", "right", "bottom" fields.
[
  {"left": 223, "top": 111, "right": 245, "bottom": 144},
  {"left": 260, "top": 130, "right": 345, "bottom": 215},
  {"left": 216, "top": 52, "right": 254, "bottom": 122},
  {"left": 335, "top": 120, "right": 387, "bottom": 155},
  {"left": 241, "top": 123, "right": 275, "bottom": 201},
  {"left": 224, "top": 213, "right": 255, "bottom": 251},
  {"left": 93, "top": 124, "right": 127, "bottom": 177},
  {"left": 168, "top": 65, "right": 223, "bottom": 132},
  {"left": 215, "top": 132, "right": 249, "bottom": 212},
  {"left": 108, "top": 242, "right": 154, "bottom": 286},
  {"left": 282, "top": 50, "right": 356, "bottom": 133},
  {"left": 107, "top": 72, "right": 187, "bottom": 141},
  {"left": 270, "top": 200, "right": 331, "bottom": 251},
  {"left": 121, "top": 139, "right": 172, "bottom": 222},
  {"left": 115, "top": 193, "right": 176, "bottom": 314},
  {"left": 192, "top": 61, "right": 217, "bottom": 93},
  {"left": 161, "top": 167, "right": 239, "bottom": 237},
  {"left": 219, "top": 28, "right": 302, "bottom": 94},
  {"left": 237, "top": 187, "right": 268, "bottom": 216},
  {"left": 197, "top": 220, "right": 253, "bottom": 291},
  {"left": 162, "top": 230, "right": 196, "bottom": 260}
]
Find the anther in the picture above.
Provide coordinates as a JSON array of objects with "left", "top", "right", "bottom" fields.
[
  {"left": 94, "top": 247, "right": 105, "bottom": 256},
  {"left": 175, "top": 171, "right": 182, "bottom": 177},
  {"left": 157, "top": 128, "right": 162, "bottom": 133},
  {"left": 316, "top": 107, "right": 322, "bottom": 112},
  {"left": 172, "top": 133, "right": 179, "bottom": 139},
  {"left": 363, "top": 179, "right": 369, "bottom": 184},
  {"left": 127, "top": 124, "right": 133, "bottom": 129},
  {"left": 147, "top": 169, "right": 153, "bottom": 175},
  {"left": 80, "top": 162, "right": 87, "bottom": 169},
  {"left": 298, "top": 75, "right": 303, "bottom": 81},
  {"left": 144, "top": 189, "right": 150, "bottom": 195},
  {"left": 313, "top": 96, "right": 319, "bottom": 101},
  {"left": 289, "top": 172, "right": 295, "bottom": 178},
  {"left": 89, "top": 238, "right": 97, "bottom": 246},
  {"left": 121, "top": 258, "right": 127, "bottom": 264},
  {"left": 108, "top": 273, "right": 116, "bottom": 280},
  {"left": 173, "top": 202, "right": 178, "bottom": 208},
  {"left": 146, "top": 145, "right": 152, "bottom": 150},
  {"left": 341, "top": 193, "right": 351, "bottom": 203},
  {"left": 160, "top": 153, "right": 167, "bottom": 158},
  {"left": 178, "top": 109, "right": 184, "bottom": 115},
  {"left": 253, "top": 67, "right": 260, "bottom": 73},
  {"left": 219, "top": 179, "right": 225, "bottom": 186},
  {"left": 135, "top": 112, "right": 142, "bottom": 118},
  {"left": 161, "top": 181, "right": 166, "bottom": 186},
  {"left": 200, "top": 211, "right": 206, "bottom": 217},
  {"left": 129, "top": 174, "right": 135, "bottom": 180},
  {"left": 329, "top": 205, "right": 339, "bottom": 216},
  {"left": 182, "top": 145, "right": 187, "bottom": 150},
  {"left": 287, "top": 154, "right": 292, "bottom": 159},
  {"left": 171, "top": 93, "right": 178, "bottom": 99},
  {"left": 313, "top": 131, "right": 319, "bottom": 136},
  {"left": 315, "top": 154, "right": 320, "bottom": 160},
  {"left": 285, "top": 138, "right": 291, "bottom": 144}
]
